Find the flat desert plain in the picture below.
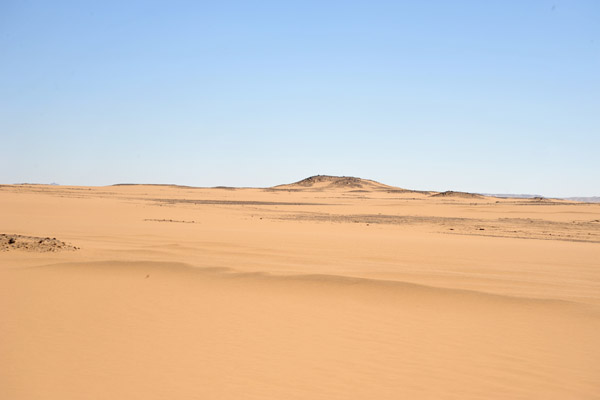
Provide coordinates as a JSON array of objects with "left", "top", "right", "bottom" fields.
[{"left": 1, "top": 176, "right": 599, "bottom": 399}]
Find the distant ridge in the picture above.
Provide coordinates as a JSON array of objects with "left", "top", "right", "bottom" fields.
[
  {"left": 106, "top": 179, "right": 598, "bottom": 202},
  {"left": 563, "top": 197, "right": 600, "bottom": 203},
  {"left": 480, "top": 193, "right": 544, "bottom": 199},
  {"left": 431, "top": 191, "right": 484, "bottom": 199},
  {"left": 292, "top": 175, "right": 382, "bottom": 188},
  {"left": 482, "top": 194, "right": 600, "bottom": 203},
  {"left": 274, "top": 175, "right": 405, "bottom": 192},
  {"left": 112, "top": 183, "right": 194, "bottom": 188}
]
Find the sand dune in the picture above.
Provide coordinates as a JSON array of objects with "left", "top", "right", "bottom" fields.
[{"left": 1, "top": 180, "right": 599, "bottom": 399}]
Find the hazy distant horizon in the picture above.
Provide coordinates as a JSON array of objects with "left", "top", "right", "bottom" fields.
[
  {"left": 1, "top": 1, "right": 598, "bottom": 197},
  {"left": 4, "top": 174, "right": 599, "bottom": 199}
]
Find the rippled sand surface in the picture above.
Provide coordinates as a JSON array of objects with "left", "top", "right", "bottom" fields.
[{"left": 1, "top": 182, "right": 599, "bottom": 399}]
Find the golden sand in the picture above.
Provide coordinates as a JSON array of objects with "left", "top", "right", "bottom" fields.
[{"left": 1, "top": 180, "right": 599, "bottom": 399}]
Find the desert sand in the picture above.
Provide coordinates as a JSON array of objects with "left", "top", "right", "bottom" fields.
[{"left": 1, "top": 176, "right": 599, "bottom": 399}]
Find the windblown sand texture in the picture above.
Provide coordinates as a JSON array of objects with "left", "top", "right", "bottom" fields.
[{"left": 1, "top": 176, "right": 599, "bottom": 399}]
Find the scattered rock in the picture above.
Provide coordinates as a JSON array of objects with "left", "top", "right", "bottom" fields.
[
  {"left": 144, "top": 219, "right": 195, "bottom": 224},
  {"left": 275, "top": 175, "right": 403, "bottom": 192},
  {"left": 0, "top": 234, "right": 78, "bottom": 252},
  {"left": 431, "top": 191, "right": 484, "bottom": 199},
  {"left": 292, "top": 175, "right": 365, "bottom": 188}
]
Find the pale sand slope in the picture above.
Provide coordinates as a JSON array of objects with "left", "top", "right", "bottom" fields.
[{"left": 1, "top": 182, "right": 599, "bottom": 399}]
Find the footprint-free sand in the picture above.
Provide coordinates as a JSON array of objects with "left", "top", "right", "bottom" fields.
[{"left": 1, "top": 179, "right": 599, "bottom": 399}]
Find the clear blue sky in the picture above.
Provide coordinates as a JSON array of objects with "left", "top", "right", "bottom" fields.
[{"left": 1, "top": 1, "right": 598, "bottom": 196}]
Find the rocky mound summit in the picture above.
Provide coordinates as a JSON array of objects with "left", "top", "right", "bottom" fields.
[
  {"left": 275, "top": 175, "right": 401, "bottom": 191},
  {"left": 294, "top": 176, "right": 368, "bottom": 188},
  {"left": 1, "top": 234, "right": 79, "bottom": 252},
  {"left": 430, "top": 191, "right": 484, "bottom": 199}
]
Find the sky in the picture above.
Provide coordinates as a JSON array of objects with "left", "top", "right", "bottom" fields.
[{"left": 0, "top": 1, "right": 598, "bottom": 197}]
